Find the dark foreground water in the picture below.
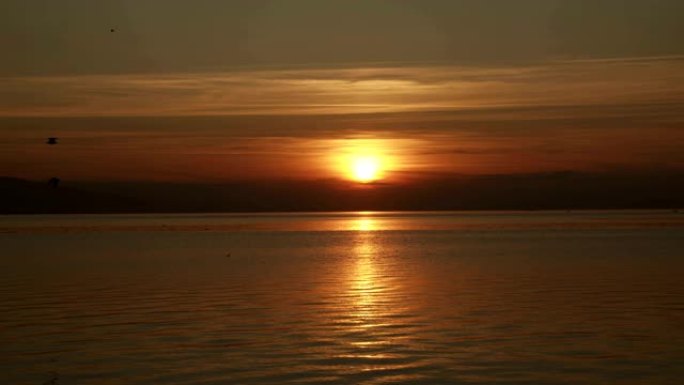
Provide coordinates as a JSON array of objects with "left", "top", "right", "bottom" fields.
[{"left": 1, "top": 211, "right": 683, "bottom": 384}]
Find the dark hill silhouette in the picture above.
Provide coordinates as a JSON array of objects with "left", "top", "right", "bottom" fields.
[
  {"left": 1, "top": 172, "right": 682, "bottom": 214},
  {"left": 0, "top": 177, "right": 143, "bottom": 214}
]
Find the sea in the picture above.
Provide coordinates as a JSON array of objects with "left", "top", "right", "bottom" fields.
[{"left": 1, "top": 211, "right": 683, "bottom": 384}]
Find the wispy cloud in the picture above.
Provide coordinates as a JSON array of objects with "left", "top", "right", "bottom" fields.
[{"left": 1, "top": 56, "right": 682, "bottom": 118}]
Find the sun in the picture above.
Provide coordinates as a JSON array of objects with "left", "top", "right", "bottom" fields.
[
  {"left": 329, "top": 139, "right": 396, "bottom": 183},
  {"left": 351, "top": 156, "right": 381, "bottom": 183}
]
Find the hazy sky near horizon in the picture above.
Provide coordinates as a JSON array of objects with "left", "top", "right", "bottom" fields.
[{"left": 1, "top": 0, "right": 683, "bottom": 182}]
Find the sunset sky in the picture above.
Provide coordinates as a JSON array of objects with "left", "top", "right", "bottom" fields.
[{"left": 1, "top": 0, "right": 683, "bottom": 184}]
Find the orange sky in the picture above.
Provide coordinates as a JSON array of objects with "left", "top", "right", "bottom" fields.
[{"left": 1, "top": 1, "right": 683, "bottom": 183}]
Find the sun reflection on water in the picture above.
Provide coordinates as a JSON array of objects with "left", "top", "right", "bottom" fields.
[
  {"left": 347, "top": 213, "right": 402, "bottom": 352},
  {"left": 340, "top": 214, "right": 423, "bottom": 380},
  {"left": 353, "top": 216, "right": 377, "bottom": 232},
  {"left": 351, "top": 230, "right": 378, "bottom": 322}
]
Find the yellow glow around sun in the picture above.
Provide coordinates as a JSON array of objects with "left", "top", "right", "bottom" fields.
[
  {"left": 352, "top": 156, "right": 380, "bottom": 182},
  {"left": 328, "top": 139, "right": 399, "bottom": 183}
]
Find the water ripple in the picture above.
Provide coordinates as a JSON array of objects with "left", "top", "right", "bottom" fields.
[{"left": 1, "top": 215, "right": 683, "bottom": 384}]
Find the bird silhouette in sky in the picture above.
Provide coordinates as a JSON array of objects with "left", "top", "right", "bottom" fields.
[{"left": 46, "top": 137, "right": 58, "bottom": 145}]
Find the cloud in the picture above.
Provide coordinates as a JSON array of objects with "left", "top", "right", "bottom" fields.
[{"left": 1, "top": 56, "right": 682, "bottom": 119}]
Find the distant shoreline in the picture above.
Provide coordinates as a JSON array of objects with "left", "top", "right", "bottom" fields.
[
  {"left": 2, "top": 210, "right": 683, "bottom": 235},
  {"left": 1, "top": 208, "right": 682, "bottom": 216},
  {"left": 3, "top": 176, "right": 683, "bottom": 215}
]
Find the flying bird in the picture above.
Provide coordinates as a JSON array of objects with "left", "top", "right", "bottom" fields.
[{"left": 46, "top": 137, "right": 58, "bottom": 145}]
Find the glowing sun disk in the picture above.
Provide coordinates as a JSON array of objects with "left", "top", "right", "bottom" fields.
[{"left": 352, "top": 157, "right": 380, "bottom": 182}]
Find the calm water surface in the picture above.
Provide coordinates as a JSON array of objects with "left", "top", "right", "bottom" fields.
[{"left": 1, "top": 211, "right": 683, "bottom": 384}]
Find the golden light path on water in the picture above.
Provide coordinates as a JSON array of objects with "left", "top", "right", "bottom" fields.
[
  {"left": 351, "top": 216, "right": 378, "bottom": 324},
  {"left": 333, "top": 214, "right": 429, "bottom": 381}
]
